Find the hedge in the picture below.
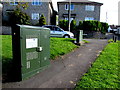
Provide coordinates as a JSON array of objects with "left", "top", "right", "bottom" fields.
[{"left": 58, "top": 20, "right": 109, "bottom": 34}]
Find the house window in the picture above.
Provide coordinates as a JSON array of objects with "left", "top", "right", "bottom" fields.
[
  {"left": 32, "top": 0, "right": 42, "bottom": 5},
  {"left": 65, "top": 4, "right": 74, "bottom": 10},
  {"left": 64, "top": 17, "right": 74, "bottom": 22},
  {"left": 85, "top": 17, "right": 94, "bottom": 20},
  {"left": 31, "top": 13, "right": 40, "bottom": 20},
  {"left": 85, "top": 5, "right": 95, "bottom": 11},
  {"left": 71, "top": 4, "right": 74, "bottom": 10},
  {"left": 9, "top": 0, "right": 18, "bottom": 5}
]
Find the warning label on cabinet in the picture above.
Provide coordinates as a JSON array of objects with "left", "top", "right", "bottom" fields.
[{"left": 26, "top": 38, "right": 38, "bottom": 49}]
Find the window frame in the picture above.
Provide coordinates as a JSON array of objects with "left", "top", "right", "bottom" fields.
[
  {"left": 85, "top": 17, "right": 94, "bottom": 21},
  {"left": 65, "top": 4, "right": 74, "bottom": 10},
  {"left": 85, "top": 5, "right": 95, "bottom": 11},
  {"left": 31, "top": 13, "right": 40, "bottom": 20},
  {"left": 32, "top": 0, "right": 42, "bottom": 5}
]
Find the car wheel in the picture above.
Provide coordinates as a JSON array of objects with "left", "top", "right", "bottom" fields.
[{"left": 63, "top": 35, "right": 70, "bottom": 38}]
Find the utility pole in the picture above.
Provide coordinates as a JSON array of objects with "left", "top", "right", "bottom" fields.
[
  {"left": 68, "top": 0, "right": 71, "bottom": 32},
  {"left": 106, "top": 12, "right": 108, "bottom": 23}
]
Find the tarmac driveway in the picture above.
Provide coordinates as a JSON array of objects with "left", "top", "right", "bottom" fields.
[{"left": 3, "top": 39, "right": 108, "bottom": 88}]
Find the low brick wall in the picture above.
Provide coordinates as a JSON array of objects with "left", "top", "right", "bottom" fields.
[{"left": 0, "top": 26, "right": 12, "bottom": 35}]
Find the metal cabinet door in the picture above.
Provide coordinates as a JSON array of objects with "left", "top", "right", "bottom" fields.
[
  {"left": 39, "top": 29, "right": 50, "bottom": 67},
  {"left": 20, "top": 28, "right": 40, "bottom": 79}
]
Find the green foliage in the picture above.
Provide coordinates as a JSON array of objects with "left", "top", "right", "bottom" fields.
[
  {"left": 8, "top": 2, "right": 29, "bottom": 10},
  {"left": 108, "top": 39, "right": 114, "bottom": 43},
  {"left": 101, "top": 22, "right": 109, "bottom": 34},
  {"left": 70, "top": 20, "right": 76, "bottom": 32},
  {"left": 16, "top": 2, "right": 29, "bottom": 10},
  {"left": 77, "top": 21, "right": 83, "bottom": 30},
  {"left": 9, "top": 8, "right": 30, "bottom": 26},
  {"left": 75, "top": 42, "right": 119, "bottom": 88},
  {"left": 59, "top": 20, "right": 68, "bottom": 31},
  {"left": 82, "top": 40, "right": 90, "bottom": 43},
  {"left": 39, "top": 14, "right": 46, "bottom": 26},
  {"left": 78, "top": 20, "right": 108, "bottom": 34}
]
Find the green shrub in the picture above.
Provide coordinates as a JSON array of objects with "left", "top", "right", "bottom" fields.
[
  {"left": 70, "top": 20, "right": 76, "bottom": 32},
  {"left": 59, "top": 20, "right": 68, "bottom": 31},
  {"left": 39, "top": 14, "right": 46, "bottom": 26},
  {"left": 9, "top": 8, "right": 30, "bottom": 26},
  {"left": 77, "top": 21, "right": 83, "bottom": 30},
  {"left": 77, "top": 20, "right": 108, "bottom": 34},
  {"left": 108, "top": 39, "right": 114, "bottom": 43},
  {"left": 101, "top": 22, "right": 109, "bottom": 34}
]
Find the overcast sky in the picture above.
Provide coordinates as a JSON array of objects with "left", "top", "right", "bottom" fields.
[{"left": 52, "top": 0, "right": 119, "bottom": 25}]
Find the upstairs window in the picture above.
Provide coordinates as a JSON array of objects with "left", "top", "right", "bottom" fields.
[
  {"left": 31, "top": 13, "right": 40, "bottom": 20},
  {"left": 85, "top": 17, "right": 94, "bottom": 21},
  {"left": 9, "top": 0, "right": 18, "bottom": 5},
  {"left": 32, "top": 0, "right": 42, "bottom": 5},
  {"left": 85, "top": 5, "right": 95, "bottom": 11},
  {"left": 65, "top": 4, "right": 74, "bottom": 10}
]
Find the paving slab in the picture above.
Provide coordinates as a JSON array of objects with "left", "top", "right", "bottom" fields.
[{"left": 2, "top": 39, "right": 108, "bottom": 88}]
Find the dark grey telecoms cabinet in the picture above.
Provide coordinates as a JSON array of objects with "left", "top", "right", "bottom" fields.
[{"left": 12, "top": 25, "right": 50, "bottom": 81}]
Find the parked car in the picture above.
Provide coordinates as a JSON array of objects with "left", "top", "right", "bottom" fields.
[{"left": 42, "top": 25, "right": 74, "bottom": 38}]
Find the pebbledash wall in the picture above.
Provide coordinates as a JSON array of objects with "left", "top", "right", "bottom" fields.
[
  {"left": 2, "top": 2, "right": 54, "bottom": 25},
  {"left": 0, "top": 26, "right": 11, "bottom": 35},
  {"left": 57, "top": 0, "right": 103, "bottom": 24}
]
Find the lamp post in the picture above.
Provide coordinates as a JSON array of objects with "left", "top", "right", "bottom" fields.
[{"left": 68, "top": 0, "right": 71, "bottom": 32}]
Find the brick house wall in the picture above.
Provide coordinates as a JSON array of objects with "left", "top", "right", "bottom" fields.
[{"left": 57, "top": 0, "right": 103, "bottom": 25}]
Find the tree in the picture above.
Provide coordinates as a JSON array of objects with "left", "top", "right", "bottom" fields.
[
  {"left": 39, "top": 14, "right": 46, "bottom": 26},
  {"left": 9, "top": 8, "right": 30, "bottom": 26}
]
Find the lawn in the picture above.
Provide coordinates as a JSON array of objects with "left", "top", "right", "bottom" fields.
[
  {"left": 1, "top": 35, "right": 78, "bottom": 74},
  {"left": 75, "top": 41, "right": 120, "bottom": 88},
  {"left": 1, "top": 35, "right": 78, "bottom": 60},
  {"left": 50, "top": 38, "right": 78, "bottom": 59}
]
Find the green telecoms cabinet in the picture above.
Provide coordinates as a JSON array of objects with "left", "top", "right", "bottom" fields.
[{"left": 12, "top": 25, "right": 50, "bottom": 81}]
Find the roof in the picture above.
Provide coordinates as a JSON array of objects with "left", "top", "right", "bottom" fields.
[{"left": 57, "top": 0, "right": 103, "bottom": 6}]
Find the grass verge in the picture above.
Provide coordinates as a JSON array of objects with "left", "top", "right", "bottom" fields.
[
  {"left": 75, "top": 41, "right": 119, "bottom": 88},
  {"left": 1, "top": 35, "right": 78, "bottom": 60},
  {"left": 1, "top": 35, "right": 78, "bottom": 78},
  {"left": 50, "top": 38, "right": 78, "bottom": 59}
]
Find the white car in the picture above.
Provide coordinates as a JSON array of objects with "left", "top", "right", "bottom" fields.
[{"left": 42, "top": 25, "right": 74, "bottom": 38}]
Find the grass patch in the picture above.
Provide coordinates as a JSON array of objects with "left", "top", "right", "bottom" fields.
[
  {"left": 75, "top": 42, "right": 119, "bottom": 88},
  {"left": 2, "top": 35, "right": 78, "bottom": 76},
  {"left": 1, "top": 35, "right": 78, "bottom": 60},
  {"left": 50, "top": 38, "right": 78, "bottom": 59},
  {"left": 2, "top": 35, "right": 13, "bottom": 74},
  {"left": 82, "top": 40, "right": 90, "bottom": 43}
]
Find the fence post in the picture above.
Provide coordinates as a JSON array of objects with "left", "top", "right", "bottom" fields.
[{"left": 76, "top": 30, "right": 83, "bottom": 45}]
